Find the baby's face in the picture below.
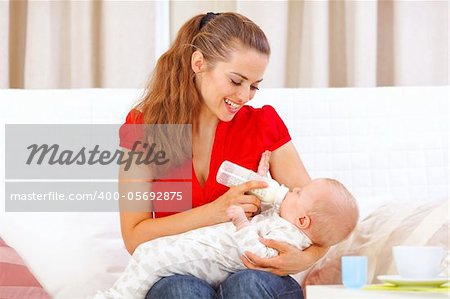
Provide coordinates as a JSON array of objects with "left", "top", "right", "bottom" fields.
[
  {"left": 279, "top": 179, "right": 358, "bottom": 246},
  {"left": 279, "top": 188, "right": 303, "bottom": 225},
  {"left": 279, "top": 180, "right": 328, "bottom": 226},
  {"left": 279, "top": 187, "right": 313, "bottom": 226}
]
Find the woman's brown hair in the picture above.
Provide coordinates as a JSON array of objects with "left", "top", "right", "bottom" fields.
[
  {"left": 136, "top": 12, "right": 270, "bottom": 173},
  {"left": 137, "top": 12, "right": 270, "bottom": 124}
]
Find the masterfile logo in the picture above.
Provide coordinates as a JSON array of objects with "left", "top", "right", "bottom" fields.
[{"left": 4, "top": 124, "right": 192, "bottom": 212}]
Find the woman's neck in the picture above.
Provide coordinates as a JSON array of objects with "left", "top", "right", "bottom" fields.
[{"left": 193, "top": 105, "right": 219, "bottom": 136}]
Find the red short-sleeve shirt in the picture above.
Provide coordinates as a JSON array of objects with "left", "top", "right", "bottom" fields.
[{"left": 119, "top": 105, "right": 291, "bottom": 218}]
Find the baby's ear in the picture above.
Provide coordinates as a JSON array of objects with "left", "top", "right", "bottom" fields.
[{"left": 295, "top": 215, "right": 311, "bottom": 229}]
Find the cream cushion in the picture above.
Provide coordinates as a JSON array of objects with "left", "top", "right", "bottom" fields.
[{"left": 303, "top": 199, "right": 449, "bottom": 286}]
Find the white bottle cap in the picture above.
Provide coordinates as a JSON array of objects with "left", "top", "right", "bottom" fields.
[{"left": 274, "top": 185, "right": 289, "bottom": 206}]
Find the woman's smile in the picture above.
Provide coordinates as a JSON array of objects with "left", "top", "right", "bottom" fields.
[{"left": 224, "top": 97, "right": 242, "bottom": 114}]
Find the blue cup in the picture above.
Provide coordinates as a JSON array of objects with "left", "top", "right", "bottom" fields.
[{"left": 341, "top": 256, "right": 367, "bottom": 288}]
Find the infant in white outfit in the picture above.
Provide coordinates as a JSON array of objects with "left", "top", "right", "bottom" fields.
[{"left": 90, "top": 152, "right": 359, "bottom": 299}]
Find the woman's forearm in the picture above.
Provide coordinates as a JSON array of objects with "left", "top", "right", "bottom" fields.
[
  {"left": 301, "top": 244, "right": 329, "bottom": 270},
  {"left": 118, "top": 149, "right": 220, "bottom": 254},
  {"left": 121, "top": 203, "right": 217, "bottom": 254}
]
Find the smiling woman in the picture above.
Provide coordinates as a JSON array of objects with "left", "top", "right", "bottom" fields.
[
  {"left": 191, "top": 45, "right": 268, "bottom": 122},
  {"left": 108, "top": 12, "right": 323, "bottom": 299}
]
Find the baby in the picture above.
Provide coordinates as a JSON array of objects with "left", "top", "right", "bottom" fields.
[{"left": 90, "top": 154, "right": 359, "bottom": 299}]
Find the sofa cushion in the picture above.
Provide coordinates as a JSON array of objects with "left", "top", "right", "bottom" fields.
[
  {"left": 303, "top": 199, "right": 449, "bottom": 287},
  {"left": 0, "top": 237, "right": 51, "bottom": 299}
]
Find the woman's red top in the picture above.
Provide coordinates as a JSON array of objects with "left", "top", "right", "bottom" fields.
[{"left": 119, "top": 105, "right": 291, "bottom": 218}]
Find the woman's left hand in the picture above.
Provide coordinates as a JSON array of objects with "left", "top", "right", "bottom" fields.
[{"left": 241, "top": 238, "right": 329, "bottom": 276}]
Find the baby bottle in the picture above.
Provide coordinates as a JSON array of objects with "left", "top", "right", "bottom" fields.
[{"left": 216, "top": 160, "right": 289, "bottom": 205}]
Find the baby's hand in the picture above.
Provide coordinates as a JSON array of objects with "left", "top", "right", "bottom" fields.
[
  {"left": 226, "top": 205, "right": 250, "bottom": 230},
  {"left": 257, "top": 150, "right": 271, "bottom": 176}
]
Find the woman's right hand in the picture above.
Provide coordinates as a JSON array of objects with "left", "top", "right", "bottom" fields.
[{"left": 207, "top": 180, "right": 267, "bottom": 224}]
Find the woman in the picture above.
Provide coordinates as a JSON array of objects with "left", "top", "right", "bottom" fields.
[{"left": 118, "top": 12, "right": 328, "bottom": 299}]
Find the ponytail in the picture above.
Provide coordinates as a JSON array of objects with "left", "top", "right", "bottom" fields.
[{"left": 138, "top": 14, "right": 204, "bottom": 125}]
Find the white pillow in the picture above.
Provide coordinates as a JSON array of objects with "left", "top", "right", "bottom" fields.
[{"left": 0, "top": 212, "right": 130, "bottom": 298}]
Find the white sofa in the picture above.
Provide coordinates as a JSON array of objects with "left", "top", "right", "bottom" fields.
[{"left": 0, "top": 87, "right": 448, "bottom": 298}]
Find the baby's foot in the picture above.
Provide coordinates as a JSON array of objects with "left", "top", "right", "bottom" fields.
[
  {"left": 226, "top": 205, "right": 250, "bottom": 230},
  {"left": 257, "top": 150, "right": 271, "bottom": 176}
]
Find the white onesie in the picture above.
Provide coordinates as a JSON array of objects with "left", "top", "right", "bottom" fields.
[{"left": 91, "top": 206, "right": 312, "bottom": 299}]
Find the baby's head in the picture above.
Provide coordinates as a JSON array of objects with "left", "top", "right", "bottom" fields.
[{"left": 280, "top": 178, "right": 358, "bottom": 247}]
